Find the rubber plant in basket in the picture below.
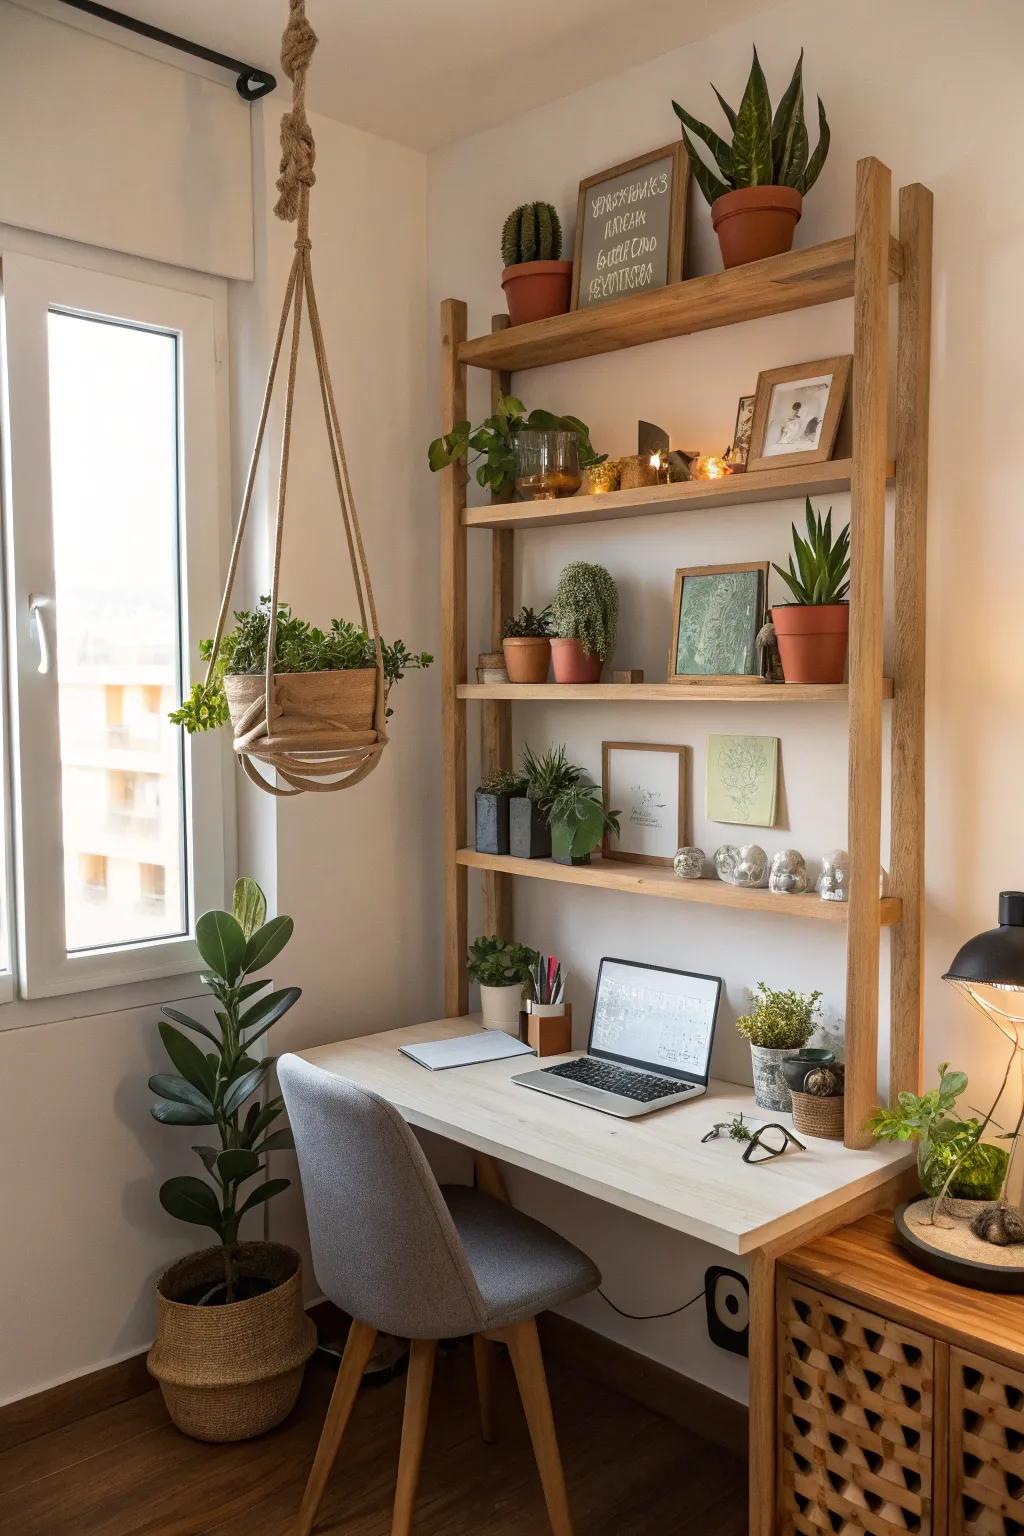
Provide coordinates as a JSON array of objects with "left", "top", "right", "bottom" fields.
[
  {"left": 771, "top": 501, "right": 851, "bottom": 684},
  {"left": 500, "top": 201, "right": 572, "bottom": 325},
  {"left": 549, "top": 561, "right": 618, "bottom": 684},
  {"left": 146, "top": 878, "right": 316, "bottom": 1442},
  {"left": 735, "top": 982, "right": 821, "bottom": 1113},
  {"left": 672, "top": 48, "right": 830, "bottom": 268}
]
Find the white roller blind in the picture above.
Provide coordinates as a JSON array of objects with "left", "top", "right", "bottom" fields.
[{"left": 0, "top": 3, "right": 254, "bottom": 280}]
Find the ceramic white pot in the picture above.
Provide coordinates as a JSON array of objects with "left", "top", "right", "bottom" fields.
[
  {"left": 750, "top": 1044, "right": 796, "bottom": 1113},
  {"left": 479, "top": 984, "right": 523, "bottom": 1034}
]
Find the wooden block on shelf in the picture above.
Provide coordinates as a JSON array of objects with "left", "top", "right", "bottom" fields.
[{"left": 612, "top": 669, "right": 645, "bottom": 684}]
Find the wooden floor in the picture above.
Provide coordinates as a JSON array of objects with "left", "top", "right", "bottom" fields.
[{"left": 1, "top": 1342, "right": 747, "bottom": 1535}]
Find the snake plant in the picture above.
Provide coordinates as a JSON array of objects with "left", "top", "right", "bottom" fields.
[
  {"left": 672, "top": 48, "right": 830, "bottom": 206},
  {"left": 773, "top": 499, "right": 850, "bottom": 605}
]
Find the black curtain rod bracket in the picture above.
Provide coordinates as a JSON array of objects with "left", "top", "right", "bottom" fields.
[{"left": 56, "top": 0, "right": 277, "bottom": 100}]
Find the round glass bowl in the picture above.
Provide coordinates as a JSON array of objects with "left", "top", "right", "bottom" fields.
[{"left": 514, "top": 430, "right": 581, "bottom": 500}]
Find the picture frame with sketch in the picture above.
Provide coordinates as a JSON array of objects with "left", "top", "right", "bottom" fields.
[
  {"left": 602, "top": 741, "right": 686, "bottom": 865},
  {"left": 727, "top": 393, "right": 755, "bottom": 470},
  {"left": 746, "top": 356, "right": 852, "bottom": 472},
  {"left": 667, "top": 561, "right": 769, "bottom": 685}
]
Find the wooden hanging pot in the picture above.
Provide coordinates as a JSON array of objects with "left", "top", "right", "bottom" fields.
[{"left": 204, "top": 0, "right": 387, "bottom": 798}]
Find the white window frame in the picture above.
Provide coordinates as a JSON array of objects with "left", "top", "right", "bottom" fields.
[{"left": 0, "top": 248, "right": 231, "bottom": 999}]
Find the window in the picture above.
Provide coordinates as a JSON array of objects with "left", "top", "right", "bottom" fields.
[{"left": 0, "top": 252, "right": 229, "bottom": 999}]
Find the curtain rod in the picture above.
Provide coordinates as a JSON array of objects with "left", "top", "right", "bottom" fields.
[{"left": 55, "top": 0, "right": 277, "bottom": 100}]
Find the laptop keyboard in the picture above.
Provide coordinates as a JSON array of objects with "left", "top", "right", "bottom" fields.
[{"left": 541, "top": 1056, "right": 692, "bottom": 1103}]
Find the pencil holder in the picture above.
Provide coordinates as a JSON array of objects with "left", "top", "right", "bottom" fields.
[{"left": 523, "top": 1003, "right": 573, "bottom": 1057}]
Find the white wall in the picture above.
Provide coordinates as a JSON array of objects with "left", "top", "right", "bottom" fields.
[{"left": 427, "top": 0, "right": 1024, "bottom": 1399}]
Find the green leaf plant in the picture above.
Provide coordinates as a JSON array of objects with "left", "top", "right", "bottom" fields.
[
  {"left": 520, "top": 743, "right": 582, "bottom": 815},
  {"left": 869, "top": 1062, "right": 1011, "bottom": 1206},
  {"left": 546, "top": 783, "right": 620, "bottom": 862},
  {"left": 502, "top": 605, "right": 553, "bottom": 640},
  {"left": 149, "top": 879, "right": 300, "bottom": 1301},
  {"left": 466, "top": 936, "right": 540, "bottom": 990},
  {"left": 735, "top": 982, "right": 821, "bottom": 1050},
  {"left": 772, "top": 499, "right": 850, "bottom": 605},
  {"left": 550, "top": 561, "right": 618, "bottom": 661},
  {"left": 672, "top": 48, "right": 830, "bottom": 207},
  {"left": 427, "top": 394, "right": 604, "bottom": 502}
]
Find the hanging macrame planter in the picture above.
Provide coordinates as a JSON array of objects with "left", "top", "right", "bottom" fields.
[{"left": 205, "top": 0, "right": 387, "bottom": 798}]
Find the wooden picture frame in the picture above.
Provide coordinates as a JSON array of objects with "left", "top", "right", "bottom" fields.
[
  {"left": 571, "top": 143, "right": 689, "bottom": 311},
  {"left": 745, "top": 356, "right": 852, "bottom": 472},
  {"left": 729, "top": 393, "right": 756, "bottom": 470},
  {"left": 667, "top": 562, "right": 769, "bottom": 685},
  {"left": 602, "top": 742, "right": 686, "bottom": 866}
]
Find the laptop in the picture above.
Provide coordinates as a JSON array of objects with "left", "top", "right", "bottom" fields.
[{"left": 513, "top": 956, "right": 722, "bottom": 1119}]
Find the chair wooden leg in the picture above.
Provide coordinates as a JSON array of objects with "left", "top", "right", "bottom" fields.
[
  {"left": 473, "top": 1334, "right": 496, "bottom": 1443},
  {"left": 295, "top": 1319, "right": 377, "bottom": 1536},
  {"left": 498, "top": 1318, "right": 574, "bottom": 1536},
  {"left": 391, "top": 1338, "right": 437, "bottom": 1536}
]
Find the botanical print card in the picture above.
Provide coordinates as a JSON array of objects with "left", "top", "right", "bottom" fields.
[
  {"left": 706, "top": 734, "right": 779, "bottom": 827},
  {"left": 669, "top": 563, "right": 767, "bottom": 681}
]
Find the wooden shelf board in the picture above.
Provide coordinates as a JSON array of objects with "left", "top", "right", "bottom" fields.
[
  {"left": 456, "top": 848, "right": 903, "bottom": 927},
  {"left": 458, "top": 235, "right": 905, "bottom": 373},
  {"left": 464, "top": 460, "right": 894, "bottom": 531},
  {"left": 459, "top": 679, "right": 893, "bottom": 703}
]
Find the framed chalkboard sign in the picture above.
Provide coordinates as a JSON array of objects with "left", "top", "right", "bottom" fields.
[{"left": 571, "top": 142, "right": 689, "bottom": 311}]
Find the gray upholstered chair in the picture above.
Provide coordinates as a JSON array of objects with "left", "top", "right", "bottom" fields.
[{"left": 278, "top": 1053, "right": 600, "bottom": 1536}]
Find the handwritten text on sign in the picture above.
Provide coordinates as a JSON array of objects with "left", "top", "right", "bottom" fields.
[{"left": 575, "top": 153, "right": 677, "bottom": 310}]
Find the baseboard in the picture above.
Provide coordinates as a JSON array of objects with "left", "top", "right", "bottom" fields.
[
  {"left": 0, "top": 1296, "right": 340, "bottom": 1453},
  {"left": 538, "top": 1312, "right": 748, "bottom": 1455}
]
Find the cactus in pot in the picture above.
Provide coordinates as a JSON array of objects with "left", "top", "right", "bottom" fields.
[{"left": 500, "top": 201, "right": 573, "bottom": 325}]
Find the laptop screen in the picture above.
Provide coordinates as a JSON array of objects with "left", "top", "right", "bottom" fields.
[{"left": 588, "top": 957, "right": 722, "bottom": 1084}]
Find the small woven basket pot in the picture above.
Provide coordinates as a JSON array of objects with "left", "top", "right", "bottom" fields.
[
  {"left": 790, "top": 1089, "right": 845, "bottom": 1141},
  {"left": 147, "top": 1241, "right": 316, "bottom": 1442},
  {"left": 224, "top": 669, "right": 384, "bottom": 793}
]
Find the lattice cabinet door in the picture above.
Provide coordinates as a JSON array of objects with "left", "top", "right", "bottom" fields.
[
  {"left": 951, "top": 1346, "right": 1024, "bottom": 1535},
  {"left": 778, "top": 1276, "right": 937, "bottom": 1535}
]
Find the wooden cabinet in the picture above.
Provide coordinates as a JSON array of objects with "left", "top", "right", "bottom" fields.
[{"left": 778, "top": 1214, "right": 1024, "bottom": 1536}]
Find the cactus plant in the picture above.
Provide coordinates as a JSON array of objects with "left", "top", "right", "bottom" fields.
[{"left": 501, "top": 202, "right": 563, "bottom": 268}]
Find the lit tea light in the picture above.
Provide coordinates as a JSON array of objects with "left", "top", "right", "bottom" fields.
[
  {"left": 695, "top": 454, "right": 732, "bottom": 480},
  {"left": 649, "top": 450, "right": 668, "bottom": 484}
]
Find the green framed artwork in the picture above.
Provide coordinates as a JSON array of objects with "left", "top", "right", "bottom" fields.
[
  {"left": 706, "top": 734, "right": 779, "bottom": 827},
  {"left": 667, "top": 562, "right": 768, "bottom": 684}
]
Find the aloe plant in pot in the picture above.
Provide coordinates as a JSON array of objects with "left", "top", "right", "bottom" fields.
[
  {"left": 672, "top": 48, "right": 830, "bottom": 269},
  {"left": 771, "top": 499, "right": 851, "bottom": 684},
  {"left": 501, "top": 201, "right": 572, "bottom": 325}
]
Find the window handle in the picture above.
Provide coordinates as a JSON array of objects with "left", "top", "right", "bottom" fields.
[{"left": 28, "top": 594, "right": 54, "bottom": 675}]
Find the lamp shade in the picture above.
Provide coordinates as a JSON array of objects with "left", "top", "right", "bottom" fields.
[{"left": 943, "top": 892, "right": 1024, "bottom": 989}]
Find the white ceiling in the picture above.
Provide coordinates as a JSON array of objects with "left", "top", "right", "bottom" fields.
[{"left": 47, "top": 0, "right": 777, "bottom": 150}]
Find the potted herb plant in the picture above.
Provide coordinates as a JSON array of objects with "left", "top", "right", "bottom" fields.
[
  {"left": 502, "top": 605, "right": 553, "bottom": 684},
  {"left": 869, "top": 1063, "right": 1011, "bottom": 1216},
  {"left": 549, "top": 561, "right": 618, "bottom": 684},
  {"left": 428, "top": 394, "right": 603, "bottom": 502},
  {"left": 735, "top": 982, "right": 821, "bottom": 1112},
  {"left": 547, "top": 784, "right": 620, "bottom": 867},
  {"left": 475, "top": 768, "right": 528, "bottom": 856},
  {"left": 467, "top": 936, "right": 540, "bottom": 1032},
  {"left": 170, "top": 599, "right": 432, "bottom": 739},
  {"left": 513, "top": 744, "right": 583, "bottom": 859},
  {"left": 500, "top": 202, "right": 573, "bottom": 325},
  {"left": 673, "top": 48, "right": 830, "bottom": 268},
  {"left": 771, "top": 501, "right": 851, "bottom": 684},
  {"left": 146, "top": 879, "right": 315, "bottom": 1442}
]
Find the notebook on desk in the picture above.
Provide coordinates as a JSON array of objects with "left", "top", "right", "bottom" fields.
[{"left": 400, "top": 1031, "right": 535, "bottom": 1071}]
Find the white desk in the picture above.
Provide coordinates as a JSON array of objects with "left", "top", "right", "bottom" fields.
[{"left": 300, "top": 1017, "right": 915, "bottom": 1535}]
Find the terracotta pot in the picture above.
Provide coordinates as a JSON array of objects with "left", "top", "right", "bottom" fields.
[
  {"left": 550, "top": 638, "right": 602, "bottom": 684},
  {"left": 502, "top": 636, "right": 551, "bottom": 684},
  {"left": 771, "top": 604, "right": 850, "bottom": 684},
  {"left": 711, "top": 186, "right": 802, "bottom": 269},
  {"left": 501, "top": 260, "right": 573, "bottom": 326}
]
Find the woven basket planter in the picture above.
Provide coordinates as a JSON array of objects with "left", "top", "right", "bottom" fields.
[
  {"left": 790, "top": 1089, "right": 845, "bottom": 1141},
  {"left": 223, "top": 670, "right": 383, "bottom": 794},
  {"left": 147, "top": 1241, "right": 316, "bottom": 1442}
]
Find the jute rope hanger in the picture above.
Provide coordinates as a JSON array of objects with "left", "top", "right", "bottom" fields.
[{"left": 204, "top": 0, "right": 388, "bottom": 798}]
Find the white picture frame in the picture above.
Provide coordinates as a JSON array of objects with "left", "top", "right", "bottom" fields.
[{"left": 602, "top": 742, "right": 686, "bottom": 866}]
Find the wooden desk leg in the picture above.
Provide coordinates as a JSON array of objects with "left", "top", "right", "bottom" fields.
[
  {"left": 748, "top": 1249, "right": 777, "bottom": 1536},
  {"left": 475, "top": 1153, "right": 509, "bottom": 1202}
]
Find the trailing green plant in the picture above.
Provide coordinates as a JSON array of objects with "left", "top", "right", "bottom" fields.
[
  {"left": 478, "top": 767, "right": 529, "bottom": 797},
  {"left": 550, "top": 561, "right": 618, "bottom": 661},
  {"left": 520, "top": 743, "right": 582, "bottom": 813},
  {"left": 672, "top": 47, "right": 830, "bottom": 207},
  {"left": 501, "top": 202, "right": 563, "bottom": 267},
  {"left": 546, "top": 783, "right": 620, "bottom": 862},
  {"left": 773, "top": 500, "right": 851, "bottom": 606},
  {"left": 149, "top": 879, "right": 299, "bottom": 1300},
  {"left": 502, "top": 605, "right": 553, "bottom": 640},
  {"left": 169, "top": 599, "right": 432, "bottom": 735},
  {"left": 869, "top": 1063, "right": 1011, "bottom": 1203},
  {"left": 427, "top": 394, "right": 604, "bottom": 501},
  {"left": 466, "top": 935, "right": 540, "bottom": 990},
  {"left": 735, "top": 982, "right": 821, "bottom": 1050}
]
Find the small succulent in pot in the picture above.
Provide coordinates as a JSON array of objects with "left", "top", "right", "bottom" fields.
[
  {"left": 512, "top": 744, "right": 583, "bottom": 859},
  {"left": 502, "top": 605, "right": 553, "bottom": 685},
  {"left": 771, "top": 501, "right": 851, "bottom": 685},
  {"left": 500, "top": 202, "right": 573, "bottom": 325},
  {"left": 550, "top": 561, "right": 618, "bottom": 683},
  {"left": 736, "top": 982, "right": 821, "bottom": 1112},
  {"left": 672, "top": 48, "right": 830, "bottom": 268}
]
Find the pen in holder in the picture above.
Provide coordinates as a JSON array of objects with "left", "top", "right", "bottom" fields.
[{"left": 522, "top": 1001, "right": 573, "bottom": 1057}]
